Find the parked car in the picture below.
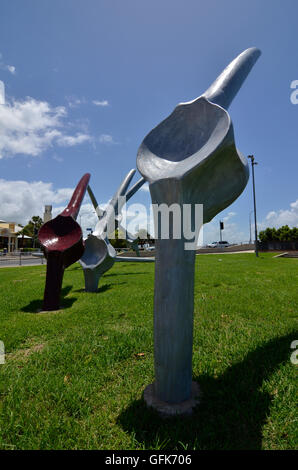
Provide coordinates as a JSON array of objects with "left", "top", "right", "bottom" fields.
[
  {"left": 207, "top": 241, "right": 230, "bottom": 248},
  {"left": 218, "top": 241, "right": 230, "bottom": 247},
  {"left": 145, "top": 245, "right": 155, "bottom": 251}
]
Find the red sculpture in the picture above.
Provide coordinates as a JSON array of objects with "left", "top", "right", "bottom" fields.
[{"left": 38, "top": 173, "right": 90, "bottom": 311}]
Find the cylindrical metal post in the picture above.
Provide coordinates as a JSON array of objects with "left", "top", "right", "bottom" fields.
[
  {"left": 249, "top": 210, "right": 253, "bottom": 245},
  {"left": 248, "top": 155, "right": 259, "bottom": 257},
  {"left": 153, "top": 237, "right": 196, "bottom": 403},
  {"left": 42, "top": 252, "right": 64, "bottom": 310}
]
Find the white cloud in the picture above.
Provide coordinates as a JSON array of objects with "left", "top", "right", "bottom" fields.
[
  {"left": 99, "top": 133, "right": 115, "bottom": 144},
  {"left": 66, "top": 96, "right": 86, "bottom": 108},
  {"left": 0, "top": 53, "right": 16, "bottom": 75},
  {"left": 0, "top": 179, "right": 152, "bottom": 239},
  {"left": 6, "top": 65, "right": 16, "bottom": 75},
  {"left": 0, "top": 80, "right": 5, "bottom": 105},
  {"left": 0, "top": 96, "right": 91, "bottom": 158},
  {"left": 56, "top": 133, "right": 91, "bottom": 146},
  {"left": 72, "top": 203, "right": 98, "bottom": 237},
  {"left": 140, "top": 183, "right": 150, "bottom": 192},
  {"left": 260, "top": 199, "right": 298, "bottom": 229},
  {"left": 223, "top": 211, "right": 236, "bottom": 221},
  {"left": 92, "top": 100, "right": 109, "bottom": 107},
  {"left": 65, "top": 97, "right": 109, "bottom": 108},
  {"left": 123, "top": 203, "right": 152, "bottom": 236},
  {"left": 203, "top": 212, "right": 247, "bottom": 245},
  {"left": 52, "top": 154, "right": 63, "bottom": 163},
  {"left": 0, "top": 179, "right": 75, "bottom": 225},
  {"left": 0, "top": 178, "right": 108, "bottom": 237}
]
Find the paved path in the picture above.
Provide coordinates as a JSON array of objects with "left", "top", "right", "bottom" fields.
[{"left": 197, "top": 250, "right": 254, "bottom": 255}]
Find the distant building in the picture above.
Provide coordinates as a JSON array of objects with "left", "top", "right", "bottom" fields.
[
  {"left": 43, "top": 205, "right": 52, "bottom": 223},
  {"left": 0, "top": 221, "right": 29, "bottom": 252}
]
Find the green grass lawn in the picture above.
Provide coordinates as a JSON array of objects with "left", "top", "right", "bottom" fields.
[{"left": 0, "top": 253, "right": 297, "bottom": 450}]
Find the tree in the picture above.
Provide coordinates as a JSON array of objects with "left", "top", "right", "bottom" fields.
[
  {"left": 134, "top": 229, "right": 154, "bottom": 247},
  {"left": 109, "top": 228, "right": 127, "bottom": 249},
  {"left": 276, "top": 225, "right": 291, "bottom": 241},
  {"left": 259, "top": 225, "right": 298, "bottom": 242},
  {"left": 17, "top": 215, "right": 43, "bottom": 248},
  {"left": 259, "top": 227, "right": 278, "bottom": 242},
  {"left": 135, "top": 229, "right": 150, "bottom": 240},
  {"left": 291, "top": 227, "right": 298, "bottom": 241}
]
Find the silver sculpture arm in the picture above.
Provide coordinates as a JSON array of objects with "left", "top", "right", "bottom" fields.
[
  {"left": 93, "top": 169, "right": 136, "bottom": 237},
  {"left": 203, "top": 47, "right": 261, "bottom": 109},
  {"left": 125, "top": 176, "right": 146, "bottom": 200},
  {"left": 107, "top": 168, "right": 136, "bottom": 217},
  {"left": 87, "top": 185, "right": 104, "bottom": 219},
  {"left": 88, "top": 175, "right": 145, "bottom": 223},
  {"left": 80, "top": 170, "right": 148, "bottom": 292},
  {"left": 88, "top": 171, "right": 145, "bottom": 239}
]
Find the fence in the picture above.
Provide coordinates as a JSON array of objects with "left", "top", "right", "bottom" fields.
[
  {"left": 0, "top": 251, "right": 46, "bottom": 267},
  {"left": 258, "top": 241, "right": 298, "bottom": 251}
]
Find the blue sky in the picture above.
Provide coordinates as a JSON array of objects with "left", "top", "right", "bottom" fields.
[{"left": 0, "top": 0, "right": 297, "bottom": 243}]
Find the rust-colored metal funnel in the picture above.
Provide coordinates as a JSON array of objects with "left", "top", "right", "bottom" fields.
[{"left": 38, "top": 173, "right": 90, "bottom": 310}]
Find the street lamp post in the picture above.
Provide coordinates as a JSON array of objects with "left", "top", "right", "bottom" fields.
[
  {"left": 249, "top": 210, "right": 254, "bottom": 244},
  {"left": 248, "top": 155, "right": 258, "bottom": 257}
]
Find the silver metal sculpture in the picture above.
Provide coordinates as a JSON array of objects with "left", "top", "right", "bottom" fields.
[
  {"left": 137, "top": 47, "right": 261, "bottom": 414},
  {"left": 87, "top": 181, "right": 141, "bottom": 256},
  {"left": 79, "top": 170, "right": 154, "bottom": 292}
]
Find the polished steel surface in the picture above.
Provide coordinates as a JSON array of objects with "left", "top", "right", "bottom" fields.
[{"left": 137, "top": 48, "right": 261, "bottom": 405}]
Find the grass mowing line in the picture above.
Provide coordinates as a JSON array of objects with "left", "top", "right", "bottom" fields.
[{"left": 0, "top": 253, "right": 297, "bottom": 449}]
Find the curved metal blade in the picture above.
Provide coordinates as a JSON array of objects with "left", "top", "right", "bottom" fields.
[
  {"left": 203, "top": 47, "right": 261, "bottom": 109},
  {"left": 87, "top": 185, "right": 104, "bottom": 218},
  {"left": 109, "top": 168, "right": 136, "bottom": 215},
  {"left": 61, "top": 173, "right": 90, "bottom": 220},
  {"left": 125, "top": 176, "right": 146, "bottom": 201}
]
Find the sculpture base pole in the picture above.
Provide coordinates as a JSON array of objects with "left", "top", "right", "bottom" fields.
[
  {"left": 144, "top": 381, "right": 200, "bottom": 416},
  {"left": 151, "top": 238, "right": 196, "bottom": 404},
  {"left": 42, "top": 252, "right": 64, "bottom": 311},
  {"left": 83, "top": 267, "right": 102, "bottom": 292},
  {"left": 82, "top": 256, "right": 115, "bottom": 292}
]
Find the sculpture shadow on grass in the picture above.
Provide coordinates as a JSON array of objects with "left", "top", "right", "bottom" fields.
[
  {"left": 73, "top": 281, "right": 127, "bottom": 294},
  {"left": 104, "top": 271, "right": 148, "bottom": 278},
  {"left": 21, "top": 286, "right": 76, "bottom": 313},
  {"left": 117, "top": 334, "right": 294, "bottom": 450}
]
